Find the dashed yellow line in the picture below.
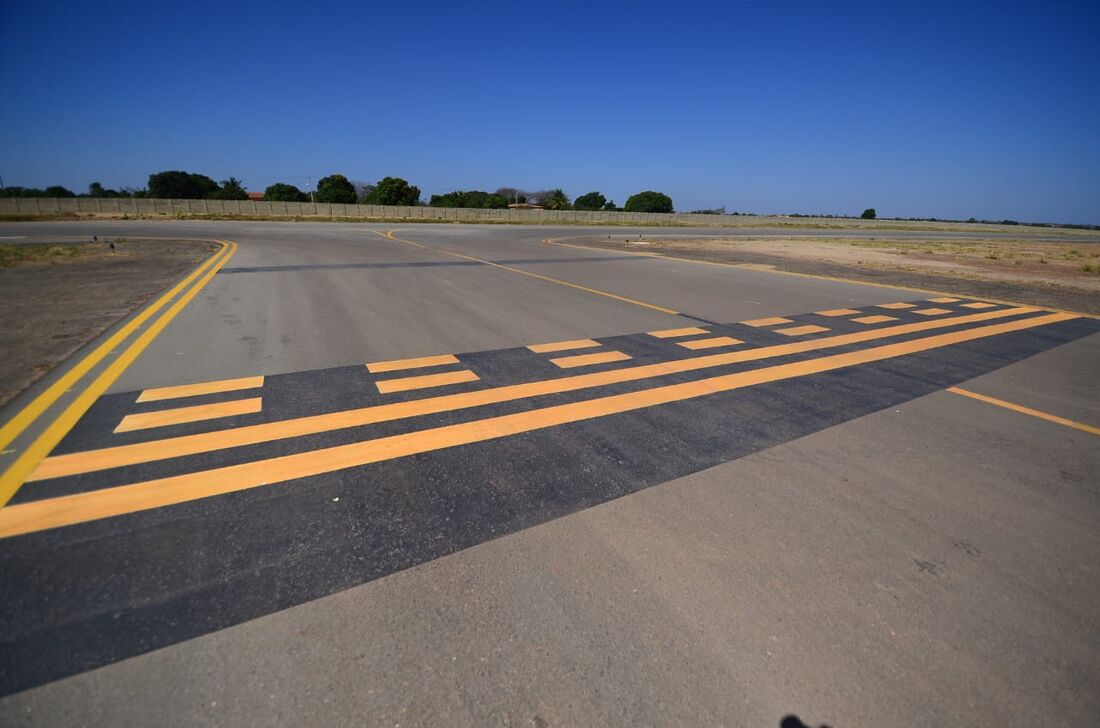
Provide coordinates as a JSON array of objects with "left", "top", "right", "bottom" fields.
[
  {"left": 678, "top": 336, "right": 743, "bottom": 350},
  {"left": 137, "top": 375, "right": 264, "bottom": 403},
  {"left": 776, "top": 324, "right": 830, "bottom": 336},
  {"left": 0, "top": 240, "right": 238, "bottom": 508},
  {"left": 741, "top": 317, "right": 793, "bottom": 327},
  {"left": 28, "top": 305, "right": 1044, "bottom": 481},
  {"left": 648, "top": 327, "right": 709, "bottom": 338},
  {"left": 0, "top": 311, "right": 1074, "bottom": 538},
  {"left": 527, "top": 339, "right": 601, "bottom": 353},
  {"left": 115, "top": 398, "right": 262, "bottom": 433},
  {"left": 376, "top": 370, "right": 479, "bottom": 394},
  {"left": 816, "top": 308, "right": 861, "bottom": 317},
  {"left": 366, "top": 354, "right": 459, "bottom": 374},
  {"left": 550, "top": 350, "right": 632, "bottom": 369}
]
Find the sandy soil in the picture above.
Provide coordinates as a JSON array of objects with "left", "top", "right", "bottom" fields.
[{"left": 0, "top": 239, "right": 217, "bottom": 407}]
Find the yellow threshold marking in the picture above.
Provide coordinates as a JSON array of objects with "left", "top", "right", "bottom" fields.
[
  {"left": 775, "top": 325, "right": 830, "bottom": 337},
  {"left": 679, "top": 336, "right": 743, "bottom": 350},
  {"left": 115, "top": 398, "right": 263, "bottom": 433},
  {"left": 376, "top": 370, "right": 479, "bottom": 394},
  {"left": 527, "top": 339, "right": 601, "bottom": 354},
  {"left": 913, "top": 308, "right": 952, "bottom": 316},
  {"left": 29, "top": 306, "right": 1041, "bottom": 481},
  {"left": 550, "top": 351, "right": 632, "bottom": 369},
  {"left": 815, "top": 308, "right": 861, "bottom": 317},
  {"left": 741, "top": 317, "right": 792, "bottom": 327},
  {"left": 377, "top": 230, "right": 680, "bottom": 315},
  {"left": 962, "top": 302, "right": 996, "bottom": 309},
  {"left": 137, "top": 375, "right": 265, "bottom": 403},
  {"left": 1, "top": 311, "right": 1074, "bottom": 538},
  {"left": 878, "top": 302, "right": 916, "bottom": 310},
  {"left": 540, "top": 237, "right": 1099, "bottom": 320},
  {"left": 648, "top": 326, "right": 709, "bottom": 339},
  {"left": 929, "top": 297, "right": 961, "bottom": 303},
  {"left": 0, "top": 240, "right": 229, "bottom": 456},
  {"left": 853, "top": 315, "right": 898, "bottom": 324},
  {"left": 0, "top": 241, "right": 238, "bottom": 508},
  {"left": 366, "top": 354, "right": 459, "bottom": 374},
  {"left": 947, "top": 387, "right": 1100, "bottom": 436}
]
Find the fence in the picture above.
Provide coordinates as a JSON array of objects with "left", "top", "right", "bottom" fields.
[{"left": 0, "top": 196, "right": 747, "bottom": 227}]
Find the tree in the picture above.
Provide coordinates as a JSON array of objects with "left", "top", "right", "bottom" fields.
[
  {"left": 361, "top": 176, "right": 421, "bottom": 206},
  {"left": 44, "top": 185, "right": 76, "bottom": 198},
  {"left": 574, "top": 191, "right": 606, "bottom": 211},
  {"left": 624, "top": 191, "right": 673, "bottom": 213},
  {"left": 264, "top": 183, "right": 307, "bottom": 202},
  {"left": 603, "top": 200, "right": 618, "bottom": 211},
  {"left": 541, "top": 189, "right": 571, "bottom": 210},
  {"left": 315, "top": 174, "right": 357, "bottom": 204},
  {"left": 495, "top": 187, "right": 528, "bottom": 204},
  {"left": 861, "top": 208, "right": 876, "bottom": 219},
  {"left": 429, "top": 190, "right": 509, "bottom": 209},
  {"left": 148, "top": 170, "right": 219, "bottom": 199},
  {"left": 208, "top": 177, "right": 248, "bottom": 200}
]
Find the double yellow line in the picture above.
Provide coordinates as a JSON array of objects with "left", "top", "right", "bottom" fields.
[{"left": 0, "top": 240, "right": 238, "bottom": 507}]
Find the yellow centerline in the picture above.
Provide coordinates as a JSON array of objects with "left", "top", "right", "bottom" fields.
[
  {"left": 541, "top": 236, "right": 1100, "bottom": 320},
  {"left": 29, "top": 305, "right": 1042, "bottom": 481},
  {"left": 0, "top": 240, "right": 229, "bottom": 452},
  {"left": 0, "top": 311, "right": 1074, "bottom": 538},
  {"left": 947, "top": 387, "right": 1100, "bottom": 436},
  {"left": 376, "top": 230, "right": 681, "bottom": 315},
  {"left": 0, "top": 241, "right": 238, "bottom": 506}
]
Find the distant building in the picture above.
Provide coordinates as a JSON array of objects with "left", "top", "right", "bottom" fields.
[{"left": 247, "top": 191, "right": 264, "bottom": 201}]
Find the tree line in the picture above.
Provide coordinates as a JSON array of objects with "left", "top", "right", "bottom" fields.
[{"left": 0, "top": 170, "right": 678, "bottom": 213}]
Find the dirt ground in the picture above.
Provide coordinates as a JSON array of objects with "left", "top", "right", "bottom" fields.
[
  {"left": 569, "top": 235, "right": 1100, "bottom": 314},
  {"left": 0, "top": 239, "right": 217, "bottom": 407}
]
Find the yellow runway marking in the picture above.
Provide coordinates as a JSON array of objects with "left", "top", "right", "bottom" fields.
[
  {"left": 648, "top": 327, "right": 709, "bottom": 338},
  {"left": 0, "top": 241, "right": 238, "bottom": 508},
  {"left": 376, "top": 370, "right": 479, "bottom": 394},
  {"left": 1, "top": 311, "right": 1074, "bottom": 538},
  {"left": 29, "top": 306, "right": 1042, "bottom": 481},
  {"left": 0, "top": 240, "right": 229, "bottom": 462},
  {"left": 137, "top": 376, "right": 265, "bottom": 403},
  {"left": 962, "top": 302, "right": 997, "bottom": 309},
  {"left": 741, "top": 317, "right": 793, "bottom": 327},
  {"left": 815, "top": 308, "right": 861, "bottom": 317},
  {"left": 527, "top": 339, "right": 601, "bottom": 353},
  {"left": 550, "top": 351, "right": 632, "bottom": 369},
  {"left": 115, "top": 398, "right": 263, "bottom": 433},
  {"left": 929, "top": 297, "right": 961, "bottom": 303},
  {"left": 853, "top": 315, "right": 898, "bottom": 324},
  {"left": 366, "top": 354, "right": 459, "bottom": 374},
  {"left": 947, "top": 387, "right": 1100, "bottom": 436},
  {"left": 877, "top": 302, "right": 916, "bottom": 310},
  {"left": 678, "top": 336, "right": 743, "bottom": 350},
  {"left": 377, "top": 230, "right": 680, "bottom": 315},
  {"left": 540, "top": 237, "right": 1099, "bottom": 320},
  {"left": 775, "top": 325, "right": 830, "bottom": 336},
  {"left": 913, "top": 308, "right": 952, "bottom": 316}
]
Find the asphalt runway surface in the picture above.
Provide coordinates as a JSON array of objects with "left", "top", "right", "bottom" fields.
[{"left": 0, "top": 221, "right": 1097, "bottom": 726}]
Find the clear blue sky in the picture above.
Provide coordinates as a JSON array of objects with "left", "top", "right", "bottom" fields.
[{"left": 1, "top": 0, "right": 1097, "bottom": 223}]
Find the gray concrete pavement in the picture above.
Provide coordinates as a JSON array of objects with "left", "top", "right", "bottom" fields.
[{"left": 0, "top": 221, "right": 1096, "bottom": 727}]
